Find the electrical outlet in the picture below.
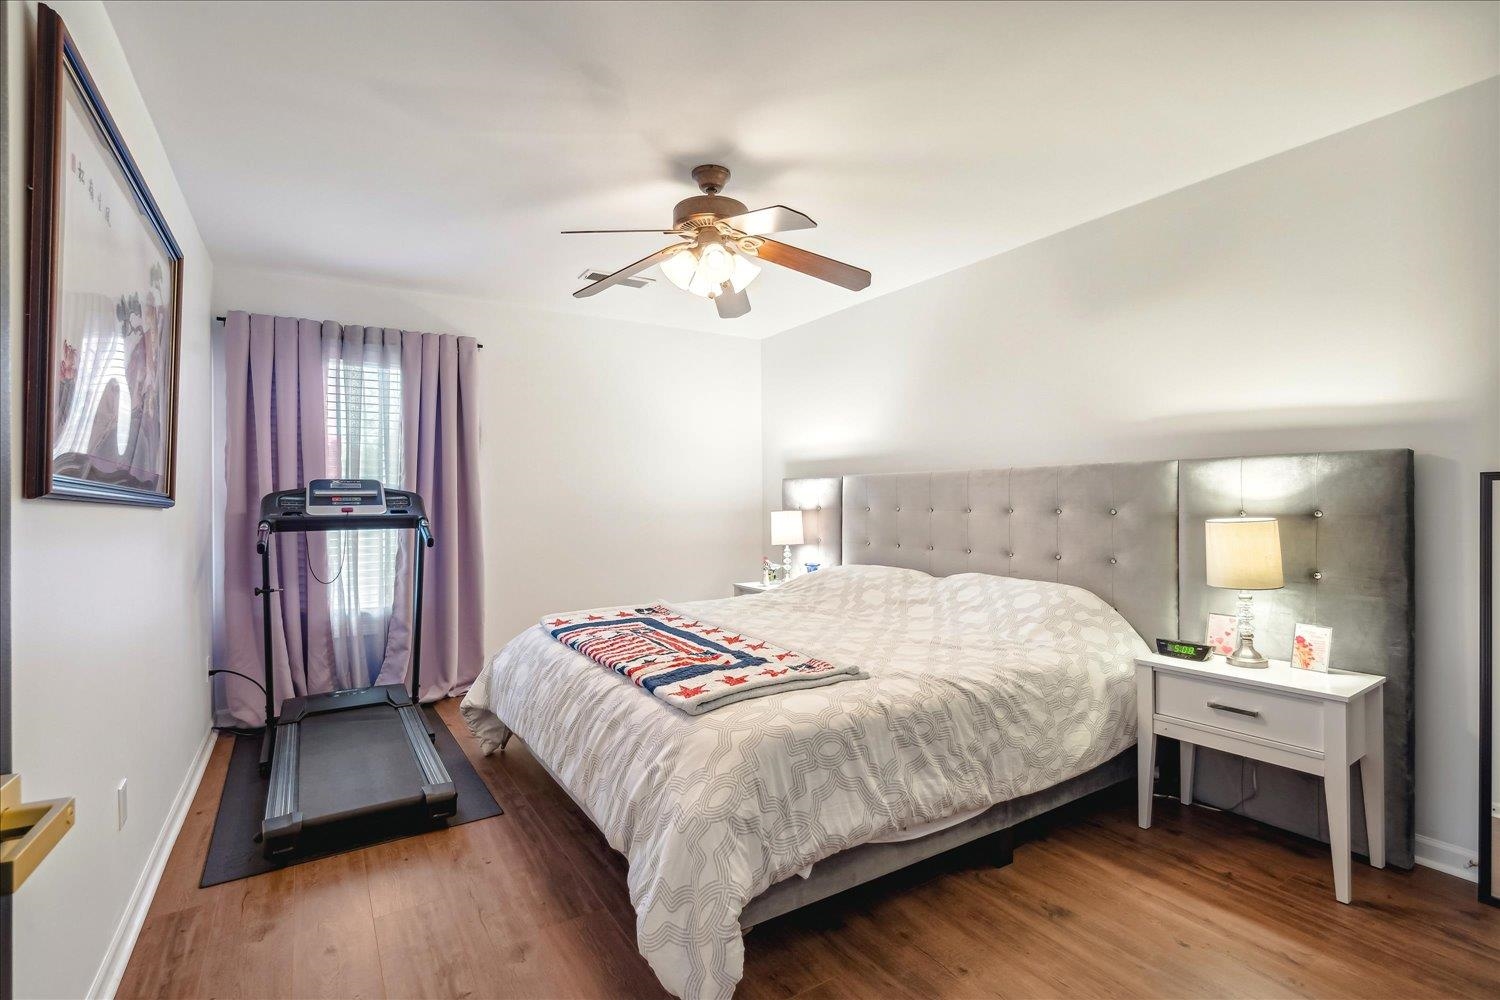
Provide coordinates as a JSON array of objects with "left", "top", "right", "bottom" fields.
[{"left": 117, "top": 778, "right": 128, "bottom": 830}]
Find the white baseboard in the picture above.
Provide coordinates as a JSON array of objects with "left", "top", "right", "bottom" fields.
[
  {"left": 87, "top": 726, "right": 216, "bottom": 1000},
  {"left": 1414, "top": 834, "right": 1479, "bottom": 884}
]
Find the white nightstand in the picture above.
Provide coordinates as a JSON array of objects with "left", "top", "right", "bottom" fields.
[
  {"left": 732, "top": 580, "right": 780, "bottom": 596},
  {"left": 1135, "top": 652, "right": 1385, "bottom": 904}
]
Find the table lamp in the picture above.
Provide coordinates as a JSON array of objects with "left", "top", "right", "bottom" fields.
[
  {"left": 1205, "top": 517, "right": 1284, "bottom": 667},
  {"left": 770, "top": 510, "right": 804, "bottom": 584}
]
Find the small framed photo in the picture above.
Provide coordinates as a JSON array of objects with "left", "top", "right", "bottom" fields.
[
  {"left": 1293, "top": 623, "right": 1333, "bottom": 672},
  {"left": 1206, "top": 613, "right": 1237, "bottom": 656}
]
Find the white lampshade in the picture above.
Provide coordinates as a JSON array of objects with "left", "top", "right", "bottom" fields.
[
  {"left": 1205, "top": 517, "right": 1284, "bottom": 591},
  {"left": 770, "top": 510, "right": 805, "bottom": 547}
]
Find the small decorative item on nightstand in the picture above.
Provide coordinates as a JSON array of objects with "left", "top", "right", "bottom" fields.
[
  {"left": 1205, "top": 517, "right": 1284, "bottom": 667},
  {"left": 1206, "top": 613, "right": 1237, "bottom": 656},
  {"left": 1293, "top": 623, "right": 1333, "bottom": 672}
]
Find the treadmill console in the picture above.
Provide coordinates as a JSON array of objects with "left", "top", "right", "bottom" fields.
[{"left": 306, "top": 478, "right": 386, "bottom": 516}]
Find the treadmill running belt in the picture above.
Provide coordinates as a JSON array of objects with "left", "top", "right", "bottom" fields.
[
  {"left": 298, "top": 706, "right": 427, "bottom": 823},
  {"left": 202, "top": 706, "right": 502, "bottom": 886}
]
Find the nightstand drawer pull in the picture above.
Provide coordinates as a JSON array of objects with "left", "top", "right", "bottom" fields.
[{"left": 1207, "top": 701, "right": 1260, "bottom": 718}]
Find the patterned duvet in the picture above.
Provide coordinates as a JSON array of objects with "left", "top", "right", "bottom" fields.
[{"left": 460, "top": 565, "right": 1146, "bottom": 999}]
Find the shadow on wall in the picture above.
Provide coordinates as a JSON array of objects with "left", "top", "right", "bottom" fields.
[{"left": 777, "top": 400, "right": 1475, "bottom": 479}]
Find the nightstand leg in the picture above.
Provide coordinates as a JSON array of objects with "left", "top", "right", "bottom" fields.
[
  {"left": 1137, "top": 667, "right": 1155, "bottom": 829},
  {"left": 1324, "top": 703, "right": 1352, "bottom": 904},
  {"left": 1180, "top": 742, "right": 1195, "bottom": 806},
  {"left": 1360, "top": 687, "right": 1386, "bottom": 869}
]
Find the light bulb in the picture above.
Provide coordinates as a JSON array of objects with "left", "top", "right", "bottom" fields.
[{"left": 697, "top": 243, "right": 735, "bottom": 285}]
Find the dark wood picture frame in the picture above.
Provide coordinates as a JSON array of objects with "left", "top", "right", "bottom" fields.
[
  {"left": 24, "top": 3, "right": 182, "bottom": 507},
  {"left": 1481, "top": 471, "right": 1497, "bottom": 907}
]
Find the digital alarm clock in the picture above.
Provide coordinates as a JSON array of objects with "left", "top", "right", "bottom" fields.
[{"left": 1155, "top": 638, "right": 1215, "bottom": 661}]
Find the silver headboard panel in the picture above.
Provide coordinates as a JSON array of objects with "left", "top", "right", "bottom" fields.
[
  {"left": 1179, "top": 450, "right": 1415, "bottom": 868},
  {"left": 839, "top": 462, "right": 1180, "bottom": 642},
  {"left": 781, "top": 478, "right": 843, "bottom": 571}
]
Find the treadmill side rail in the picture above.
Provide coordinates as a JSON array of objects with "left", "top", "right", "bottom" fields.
[
  {"left": 262, "top": 722, "right": 303, "bottom": 857},
  {"left": 398, "top": 704, "right": 458, "bottom": 819}
]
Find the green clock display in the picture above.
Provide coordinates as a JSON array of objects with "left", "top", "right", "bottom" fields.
[{"left": 1155, "top": 638, "right": 1214, "bottom": 661}]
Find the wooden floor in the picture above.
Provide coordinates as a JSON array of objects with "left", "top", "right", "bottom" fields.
[{"left": 120, "top": 699, "right": 1500, "bottom": 999}]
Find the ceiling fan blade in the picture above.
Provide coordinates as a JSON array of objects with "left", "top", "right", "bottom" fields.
[
  {"left": 753, "top": 239, "right": 870, "bottom": 291},
  {"left": 718, "top": 205, "right": 816, "bottom": 237},
  {"left": 573, "top": 245, "right": 682, "bottom": 298},
  {"left": 715, "top": 284, "right": 751, "bottom": 319},
  {"left": 562, "top": 228, "right": 682, "bottom": 235}
]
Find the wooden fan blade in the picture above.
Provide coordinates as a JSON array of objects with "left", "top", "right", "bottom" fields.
[
  {"left": 754, "top": 239, "right": 870, "bottom": 291},
  {"left": 715, "top": 284, "right": 751, "bottom": 319},
  {"left": 718, "top": 205, "right": 816, "bottom": 236},
  {"left": 573, "top": 245, "right": 681, "bottom": 298},
  {"left": 562, "top": 228, "right": 682, "bottom": 235}
]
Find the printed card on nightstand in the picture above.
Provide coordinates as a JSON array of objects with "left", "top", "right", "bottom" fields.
[
  {"left": 1292, "top": 623, "right": 1333, "bottom": 672},
  {"left": 1206, "top": 613, "right": 1237, "bottom": 656}
]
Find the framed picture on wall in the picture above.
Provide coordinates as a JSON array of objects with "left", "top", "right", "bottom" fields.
[{"left": 23, "top": 3, "right": 183, "bottom": 507}]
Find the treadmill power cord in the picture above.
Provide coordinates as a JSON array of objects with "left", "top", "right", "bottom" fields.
[
  {"left": 307, "top": 528, "right": 347, "bottom": 586},
  {"left": 207, "top": 668, "right": 272, "bottom": 737}
]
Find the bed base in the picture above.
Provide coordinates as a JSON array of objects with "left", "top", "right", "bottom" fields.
[
  {"left": 739, "top": 750, "right": 1132, "bottom": 929},
  {"left": 505, "top": 729, "right": 1130, "bottom": 931}
]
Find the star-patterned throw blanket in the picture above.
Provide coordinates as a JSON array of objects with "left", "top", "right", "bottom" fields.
[{"left": 540, "top": 604, "right": 864, "bottom": 714}]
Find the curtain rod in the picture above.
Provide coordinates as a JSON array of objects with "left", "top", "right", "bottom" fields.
[{"left": 213, "top": 315, "right": 483, "bottom": 348}]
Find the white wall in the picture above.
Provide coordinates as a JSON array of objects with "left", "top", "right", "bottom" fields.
[
  {"left": 5, "top": 2, "right": 215, "bottom": 997},
  {"left": 209, "top": 266, "right": 762, "bottom": 657},
  {"left": 762, "top": 80, "right": 1499, "bottom": 861}
]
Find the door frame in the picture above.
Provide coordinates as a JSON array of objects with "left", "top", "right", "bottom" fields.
[
  {"left": 1481, "top": 472, "right": 1497, "bottom": 908},
  {"left": 1, "top": 2, "right": 15, "bottom": 995}
]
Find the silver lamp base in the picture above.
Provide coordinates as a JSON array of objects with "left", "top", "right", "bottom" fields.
[{"left": 1226, "top": 590, "right": 1269, "bottom": 668}]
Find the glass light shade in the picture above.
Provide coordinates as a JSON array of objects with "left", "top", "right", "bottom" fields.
[
  {"left": 659, "top": 241, "right": 762, "bottom": 299},
  {"left": 728, "top": 251, "right": 761, "bottom": 293},
  {"left": 1205, "top": 517, "right": 1284, "bottom": 590},
  {"left": 770, "top": 510, "right": 805, "bottom": 546},
  {"left": 660, "top": 247, "right": 696, "bottom": 291}
]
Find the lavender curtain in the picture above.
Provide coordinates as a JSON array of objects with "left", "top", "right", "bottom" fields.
[{"left": 220, "top": 311, "right": 484, "bottom": 725}]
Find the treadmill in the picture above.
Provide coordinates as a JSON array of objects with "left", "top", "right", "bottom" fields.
[{"left": 255, "top": 480, "right": 457, "bottom": 859}]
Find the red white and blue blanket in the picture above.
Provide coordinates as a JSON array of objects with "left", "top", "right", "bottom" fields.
[{"left": 540, "top": 604, "right": 864, "bottom": 715}]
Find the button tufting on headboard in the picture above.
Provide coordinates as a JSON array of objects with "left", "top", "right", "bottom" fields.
[{"left": 839, "top": 462, "right": 1179, "bottom": 642}]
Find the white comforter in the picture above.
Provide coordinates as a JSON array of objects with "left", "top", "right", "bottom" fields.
[{"left": 461, "top": 565, "right": 1145, "bottom": 999}]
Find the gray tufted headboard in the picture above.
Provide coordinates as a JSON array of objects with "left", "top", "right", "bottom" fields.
[
  {"left": 781, "top": 448, "right": 1415, "bottom": 868},
  {"left": 837, "top": 463, "right": 1180, "bottom": 642}
]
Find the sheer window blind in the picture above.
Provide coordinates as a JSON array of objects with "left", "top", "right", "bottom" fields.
[{"left": 324, "top": 355, "right": 403, "bottom": 617}]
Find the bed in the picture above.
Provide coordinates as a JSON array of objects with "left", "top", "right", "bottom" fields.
[
  {"left": 463, "top": 565, "right": 1147, "bottom": 999},
  {"left": 461, "top": 451, "right": 1415, "bottom": 1000}
]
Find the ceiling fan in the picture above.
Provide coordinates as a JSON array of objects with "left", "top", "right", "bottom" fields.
[{"left": 564, "top": 164, "right": 871, "bottom": 319}]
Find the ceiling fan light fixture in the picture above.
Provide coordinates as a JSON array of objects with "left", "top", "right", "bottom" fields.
[{"left": 660, "top": 239, "right": 761, "bottom": 299}]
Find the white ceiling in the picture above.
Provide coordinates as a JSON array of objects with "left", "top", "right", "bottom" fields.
[{"left": 106, "top": 1, "right": 1498, "bottom": 338}]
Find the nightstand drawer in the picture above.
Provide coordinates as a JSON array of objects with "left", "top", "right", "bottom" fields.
[{"left": 1155, "top": 672, "right": 1324, "bottom": 752}]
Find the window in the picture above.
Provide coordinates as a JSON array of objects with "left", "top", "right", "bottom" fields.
[{"left": 324, "top": 355, "right": 403, "bottom": 620}]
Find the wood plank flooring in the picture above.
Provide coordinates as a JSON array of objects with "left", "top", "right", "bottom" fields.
[{"left": 120, "top": 700, "right": 1500, "bottom": 999}]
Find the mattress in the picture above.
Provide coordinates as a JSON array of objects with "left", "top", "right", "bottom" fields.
[{"left": 461, "top": 564, "right": 1145, "bottom": 999}]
